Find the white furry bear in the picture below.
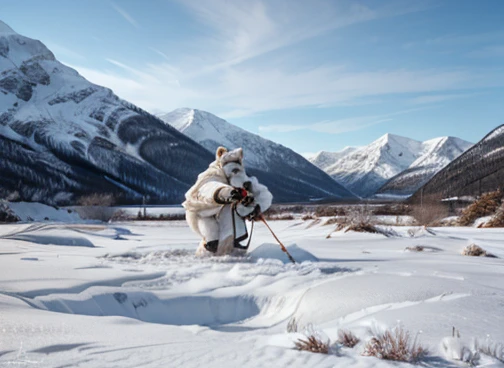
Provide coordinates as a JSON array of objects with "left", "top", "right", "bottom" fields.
[{"left": 183, "top": 147, "right": 273, "bottom": 256}]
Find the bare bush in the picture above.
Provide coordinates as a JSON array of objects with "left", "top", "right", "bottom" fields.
[
  {"left": 77, "top": 193, "right": 115, "bottom": 207},
  {"left": 301, "top": 214, "right": 315, "bottom": 221},
  {"left": 373, "top": 204, "right": 411, "bottom": 216},
  {"left": 461, "top": 244, "right": 497, "bottom": 258},
  {"left": 295, "top": 335, "right": 329, "bottom": 354},
  {"left": 411, "top": 200, "right": 448, "bottom": 226},
  {"left": 459, "top": 190, "right": 503, "bottom": 226},
  {"left": 315, "top": 205, "right": 346, "bottom": 217},
  {"left": 363, "top": 326, "right": 427, "bottom": 363},
  {"left": 109, "top": 210, "right": 130, "bottom": 222},
  {"left": 337, "top": 330, "right": 360, "bottom": 348},
  {"left": 75, "top": 206, "right": 116, "bottom": 222},
  {"left": 347, "top": 205, "right": 375, "bottom": 226}
]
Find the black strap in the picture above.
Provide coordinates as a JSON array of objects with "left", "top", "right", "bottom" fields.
[{"left": 213, "top": 187, "right": 230, "bottom": 205}]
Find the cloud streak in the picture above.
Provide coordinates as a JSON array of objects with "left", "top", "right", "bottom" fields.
[
  {"left": 111, "top": 2, "right": 140, "bottom": 29},
  {"left": 258, "top": 108, "right": 427, "bottom": 134}
]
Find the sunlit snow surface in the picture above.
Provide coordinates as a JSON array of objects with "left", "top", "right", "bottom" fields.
[{"left": 1, "top": 218, "right": 504, "bottom": 367}]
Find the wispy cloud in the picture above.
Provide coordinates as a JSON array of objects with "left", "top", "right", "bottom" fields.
[
  {"left": 467, "top": 45, "right": 504, "bottom": 58},
  {"left": 111, "top": 2, "right": 140, "bottom": 29},
  {"left": 68, "top": 0, "right": 503, "bottom": 117},
  {"left": 179, "top": 0, "right": 430, "bottom": 74},
  {"left": 258, "top": 108, "right": 426, "bottom": 134},
  {"left": 408, "top": 92, "right": 481, "bottom": 105}
]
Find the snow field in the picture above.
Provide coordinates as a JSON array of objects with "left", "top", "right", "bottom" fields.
[{"left": 0, "top": 218, "right": 503, "bottom": 367}]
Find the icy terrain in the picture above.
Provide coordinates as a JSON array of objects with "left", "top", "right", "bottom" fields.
[
  {"left": 159, "top": 108, "right": 356, "bottom": 202},
  {"left": 310, "top": 134, "right": 472, "bottom": 197},
  {"left": 0, "top": 20, "right": 212, "bottom": 204},
  {"left": 1, "top": 218, "right": 503, "bottom": 367}
]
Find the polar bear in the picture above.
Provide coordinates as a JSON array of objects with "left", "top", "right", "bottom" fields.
[{"left": 183, "top": 147, "right": 273, "bottom": 256}]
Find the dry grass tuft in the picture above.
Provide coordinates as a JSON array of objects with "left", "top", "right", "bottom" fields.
[
  {"left": 405, "top": 245, "right": 426, "bottom": 252},
  {"left": 363, "top": 326, "right": 427, "bottom": 363},
  {"left": 461, "top": 244, "right": 497, "bottom": 258},
  {"left": 302, "top": 214, "right": 316, "bottom": 221},
  {"left": 286, "top": 317, "right": 298, "bottom": 333},
  {"left": 337, "top": 330, "right": 360, "bottom": 348},
  {"left": 345, "top": 223, "right": 379, "bottom": 234},
  {"left": 476, "top": 339, "right": 504, "bottom": 363},
  {"left": 263, "top": 214, "right": 295, "bottom": 221},
  {"left": 459, "top": 190, "right": 503, "bottom": 226},
  {"left": 295, "top": 335, "right": 329, "bottom": 354}
]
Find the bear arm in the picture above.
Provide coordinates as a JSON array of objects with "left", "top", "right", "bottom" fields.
[{"left": 197, "top": 181, "right": 234, "bottom": 205}]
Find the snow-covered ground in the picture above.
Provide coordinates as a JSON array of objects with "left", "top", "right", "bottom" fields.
[{"left": 1, "top": 219, "right": 503, "bottom": 367}]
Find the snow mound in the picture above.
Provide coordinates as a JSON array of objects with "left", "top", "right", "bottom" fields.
[
  {"left": 249, "top": 243, "right": 318, "bottom": 264},
  {"left": 8, "top": 202, "right": 82, "bottom": 222},
  {"left": 6, "top": 233, "right": 95, "bottom": 247}
]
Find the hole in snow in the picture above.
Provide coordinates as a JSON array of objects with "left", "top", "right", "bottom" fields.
[{"left": 34, "top": 288, "right": 260, "bottom": 327}]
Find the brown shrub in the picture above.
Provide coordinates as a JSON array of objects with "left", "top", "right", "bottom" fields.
[
  {"left": 363, "top": 326, "right": 427, "bottom": 363},
  {"left": 302, "top": 214, "right": 315, "bottom": 221},
  {"left": 314, "top": 205, "right": 346, "bottom": 217},
  {"left": 74, "top": 206, "right": 116, "bottom": 222},
  {"left": 323, "top": 217, "right": 341, "bottom": 226},
  {"left": 346, "top": 223, "right": 379, "bottom": 234},
  {"left": 295, "top": 335, "right": 329, "bottom": 354},
  {"left": 338, "top": 330, "right": 360, "bottom": 348},
  {"left": 459, "top": 190, "right": 503, "bottom": 226},
  {"left": 411, "top": 201, "right": 448, "bottom": 227},
  {"left": 77, "top": 193, "right": 115, "bottom": 207},
  {"left": 483, "top": 203, "right": 504, "bottom": 228},
  {"left": 373, "top": 204, "right": 411, "bottom": 216},
  {"left": 461, "top": 244, "right": 497, "bottom": 258}
]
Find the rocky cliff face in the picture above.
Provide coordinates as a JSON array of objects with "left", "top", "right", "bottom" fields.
[{"left": 0, "top": 20, "right": 212, "bottom": 205}]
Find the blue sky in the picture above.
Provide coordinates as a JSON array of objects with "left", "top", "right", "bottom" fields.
[{"left": 2, "top": 0, "right": 504, "bottom": 156}]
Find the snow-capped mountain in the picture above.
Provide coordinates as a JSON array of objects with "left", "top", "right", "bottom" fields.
[
  {"left": 376, "top": 136, "right": 473, "bottom": 197},
  {"left": 309, "top": 147, "right": 357, "bottom": 172},
  {"left": 0, "top": 20, "right": 213, "bottom": 204},
  {"left": 159, "top": 108, "right": 357, "bottom": 202},
  {"left": 312, "top": 133, "right": 472, "bottom": 197},
  {"left": 410, "top": 124, "right": 504, "bottom": 202}
]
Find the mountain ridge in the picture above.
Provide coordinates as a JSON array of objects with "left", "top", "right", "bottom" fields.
[
  {"left": 310, "top": 133, "right": 472, "bottom": 197},
  {"left": 159, "top": 108, "right": 358, "bottom": 202}
]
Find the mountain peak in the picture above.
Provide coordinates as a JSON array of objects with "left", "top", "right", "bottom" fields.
[
  {"left": 160, "top": 108, "right": 357, "bottom": 201},
  {"left": 0, "top": 20, "right": 16, "bottom": 35}
]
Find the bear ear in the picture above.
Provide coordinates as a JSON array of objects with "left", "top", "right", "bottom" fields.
[{"left": 216, "top": 146, "right": 228, "bottom": 160}]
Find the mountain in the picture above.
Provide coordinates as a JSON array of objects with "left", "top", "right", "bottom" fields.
[
  {"left": 376, "top": 137, "right": 473, "bottom": 197},
  {"left": 311, "top": 133, "right": 472, "bottom": 197},
  {"left": 0, "top": 20, "right": 213, "bottom": 205},
  {"left": 159, "top": 108, "right": 357, "bottom": 202},
  {"left": 309, "top": 147, "right": 357, "bottom": 172},
  {"left": 409, "top": 125, "right": 504, "bottom": 203}
]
